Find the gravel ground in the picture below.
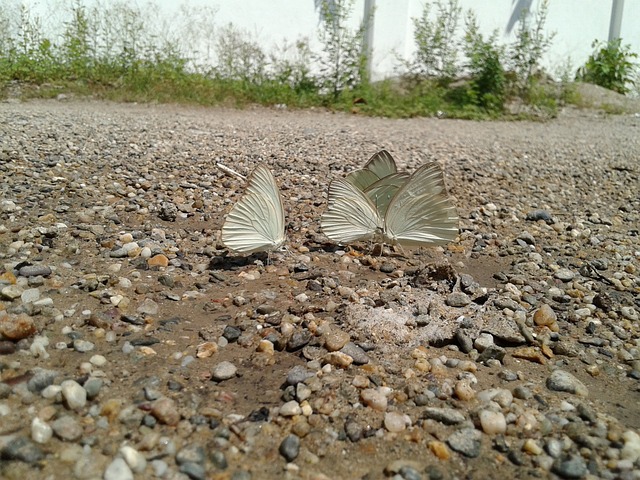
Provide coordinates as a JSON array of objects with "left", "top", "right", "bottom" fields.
[{"left": 0, "top": 98, "right": 639, "bottom": 480}]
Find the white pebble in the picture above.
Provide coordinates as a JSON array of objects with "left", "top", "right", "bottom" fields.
[
  {"left": 621, "top": 431, "right": 640, "bottom": 462},
  {"left": 90, "top": 355, "right": 107, "bottom": 367},
  {"left": 61, "top": 380, "right": 87, "bottom": 410},
  {"left": 384, "top": 411, "right": 410, "bottom": 433},
  {"left": 104, "top": 457, "right": 134, "bottom": 480},
  {"left": 30, "top": 335, "right": 50, "bottom": 359},
  {"left": 0, "top": 403, "right": 10, "bottom": 416},
  {"left": 120, "top": 445, "right": 147, "bottom": 473},
  {"left": 31, "top": 417, "right": 53, "bottom": 443},
  {"left": 280, "top": 400, "right": 302, "bottom": 417},
  {"left": 41, "top": 385, "right": 62, "bottom": 400},
  {"left": 360, "top": 388, "right": 388, "bottom": 411},
  {"left": 479, "top": 410, "right": 507, "bottom": 435}
]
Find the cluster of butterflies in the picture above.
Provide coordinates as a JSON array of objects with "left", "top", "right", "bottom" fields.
[{"left": 220, "top": 150, "right": 459, "bottom": 255}]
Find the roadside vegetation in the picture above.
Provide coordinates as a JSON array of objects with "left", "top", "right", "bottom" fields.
[{"left": 0, "top": 0, "right": 637, "bottom": 119}]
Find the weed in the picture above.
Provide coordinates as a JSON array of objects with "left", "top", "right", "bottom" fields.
[
  {"left": 576, "top": 39, "right": 638, "bottom": 95},
  {"left": 410, "top": 0, "right": 461, "bottom": 83}
]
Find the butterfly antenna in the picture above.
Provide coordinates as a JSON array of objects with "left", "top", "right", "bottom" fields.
[{"left": 216, "top": 162, "right": 247, "bottom": 181}]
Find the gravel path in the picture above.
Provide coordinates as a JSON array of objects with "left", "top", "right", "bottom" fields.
[{"left": 0, "top": 98, "right": 639, "bottom": 480}]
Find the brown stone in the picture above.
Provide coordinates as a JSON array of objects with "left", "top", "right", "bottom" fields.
[
  {"left": 0, "top": 313, "right": 36, "bottom": 340},
  {"left": 147, "top": 254, "right": 169, "bottom": 267}
]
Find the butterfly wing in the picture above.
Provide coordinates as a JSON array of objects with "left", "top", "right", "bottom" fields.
[
  {"left": 321, "top": 178, "right": 382, "bottom": 244},
  {"left": 384, "top": 162, "right": 459, "bottom": 246},
  {"left": 364, "top": 172, "right": 411, "bottom": 217},
  {"left": 221, "top": 165, "right": 286, "bottom": 253},
  {"left": 345, "top": 150, "right": 398, "bottom": 191}
]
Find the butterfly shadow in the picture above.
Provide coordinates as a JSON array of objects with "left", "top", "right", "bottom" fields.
[{"left": 207, "top": 251, "right": 275, "bottom": 272}]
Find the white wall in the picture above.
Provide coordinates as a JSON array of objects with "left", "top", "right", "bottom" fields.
[{"left": 18, "top": 0, "right": 640, "bottom": 82}]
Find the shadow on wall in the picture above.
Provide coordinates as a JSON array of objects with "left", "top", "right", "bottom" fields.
[{"left": 506, "top": 0, "right": 533, "bottom": 34}]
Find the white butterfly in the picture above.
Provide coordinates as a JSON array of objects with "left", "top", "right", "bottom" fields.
[
  {"left": 221, "top": 165, "right": 286, "bottom": 254},
  {"left": 321, "top": 161, "right": 458, "bottom": 247},
  {"left": 345, "top": 150, "right": 410, "bottom": 217}
]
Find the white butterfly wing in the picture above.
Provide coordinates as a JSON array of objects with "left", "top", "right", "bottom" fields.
[
  {"left": 345, "top": 150, "right": 398, "bottom": 191},
  {"left": 320, "top": 178, "right": 382, "bottom": 243},
  {"left": 384, "top": 162, "right": 459, "bottom": 246},
  {"left": 364, "top": 172, "right": 411, "bottom": 217},
  {"left": 221, "top": 165, "right": 286, "bottom": 253}
]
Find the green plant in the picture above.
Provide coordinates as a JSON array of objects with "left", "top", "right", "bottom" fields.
[
  {"left": 315, "top": 0, "right": 367, "bottom": 99},
  {"left": 509, "top": 0, "right": 555, "bottom": 97},
  {"left": 411, "top": 0, "right": 461, "bottom": 83},
  {"left": 576, "top": 39, "right": 638, "bottom": 95},
  {"left": 270, "top": 38, "right": 317, "bottom": 94},
  {"left": 214, "top": 23, "right": 267, "bottom": 83},
  {"left": 463, "top": 11, "right": 506, "bottom": 111}
]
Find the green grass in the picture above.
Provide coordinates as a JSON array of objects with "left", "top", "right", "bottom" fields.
[{"left": 0, "top": 0, "right": 575, "bottom": 120}]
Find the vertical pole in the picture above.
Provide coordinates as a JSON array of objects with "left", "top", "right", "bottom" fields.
[
  {"left": 363, "top": 0, "right": 375, "bottom": 82},
  {"left": 608, "top": 0, "right": 624, "bottom": 42}
]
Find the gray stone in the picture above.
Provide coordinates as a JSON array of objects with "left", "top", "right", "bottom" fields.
[
  {"left": 27, "top": 369, "right": 59, "bottom": 393},
  {"left": 60, "top": 379, "right": 87, "bottom": 409},
  {"left": 552, "top": 454, "right": 588, "bottom": 479},
  {"left": 340, "top": 342, "right": 369, "bottom": 365},
  {"left": 286, "top": 365, "right": 315, "bottom": 386},
  {"left": 447, "top": 428, "right": 483, "bottom": 457},
  {"left": 279, "top": 434, "right": 300, "bottom": 462},
  {"left": 547, "top": 370, "right": 588, "bottom": 397},
  {"left": 211, "top": 361, "right": 237, "bottom": 381},
  {"left": 477, "top": 344, "right": 506, "bottom": 364},
  {"left": 179, "top": 461, "right": 206, "bottom": 480},
  {"left": 0, "top": 436, "right": 45, "bottom": 463},
  {"left": 554, "top": 269, "right": 575, "bottom": 282},
  {"left": 176, "top": 445, "right": 205, "bottom": 465},
  {"left": 51, "top": 415, "right": 83, "bottom": 441},
  {"left": 422, "top": 407, "right": 466, "bottom": 425},
  {"left": 445, "top": 292, "right": 471, "bottom": 307},
  {"left": 18, "top": 265, "right": 52, "bottom": 277},
  {"left": 73, "top": 339, "right": 95, "bottom": 353}
]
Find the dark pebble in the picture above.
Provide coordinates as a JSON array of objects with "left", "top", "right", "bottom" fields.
[
  {"left": 223, "top": 325, "right": 242, "bottom": 343},
  {"left": 508, "top": 449, "right": 525, "bottom": 466},
  {"left": 0, "top": 436, "right": 45, "bottom": 463},
  {"left": 340, "top": 342, "right": 369, "bottom": 365},
  {"left": 552, "top": 454, "right": 588, "bottom": 479},
  {"left": 447, "top": 428, "right": 482, "bottom": 457},
  {"left": 179, "top": 462, "right": 206, "bottom": 480},
  {"left": 27, "top": 369, "right": 59, "bottom": 393},
  {"left": 142, "top": 415, "right": 157, "bottom": 428},
  {"left": 345, "top": 421, "right": 362, "bottom": 442},
  {"left": 210, "top": 450, "right": 228, "bottom": 469},
  {"left": 476, "top": 345, "right": 506, "bottom": 364},
  {"left": 279, "top": 434, "right": 300, "bottom": 462},
  {"left": 0, "top": 341, "right": 16, "bottom": 355},
  {"left": 399, "top": 466, "right": 422, "bottom": 480},
  {"left": 167, "top": 380, "right": 184, "bottom": 391},
  {"left": 129, "top": 337, "right": 160, "bottom": 346},
  {"left": 286, "top": 330, "right": 311, "bottom": 351},
  {"left": 246, "top": 407, "right": 269, "bottom": 422},
  {"left": 176, "top": 445, "right": 205, "bottom": 465},
  {"left": 455, "top": 329, "right": 473, "bottom": 353},
  {"left": 256, "top": 305, "right": 277, "bottom": 315},
  {"left": 424, "top": 465, "right": 445, "bottom": 480},
  {"left": 525, "top": 209, "right": 554, "bottom": 223},
  {"left": 380, "top": 263, "right": 395, "bottom": 274},
  {"left": 18, "top": 265, "right": 52, "bottom": 277}
]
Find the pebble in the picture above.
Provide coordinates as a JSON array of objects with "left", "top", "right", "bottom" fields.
[
  {"left": 447, "top": 428, "right": 483, "bottom": 457},
  {"left": 104, "top": 457, "right": 134, "bottom": 480},
  {"left": 446, "top": 292, "right": 471, "bottom": 307},
  {"left": 324, "top": 328, "right": 350, "bottom": 351},
  {"left": 211, "top": 361, "right": 237, "bottom": 381},
  {"left": 51, "top": 415, "right": 83, "bottom": 441},
  {"left": 279, "top": 434, "right": 300, "bottom": 462},
  {"left": 151, "top": 397, "right": 180, "bottom": 426},
  {"left": 31, "top": 417, "right": 53, "bottom": 443},
  {"left": 546, "top": 370, "right": 589, "bottom": 397},
  {"left": 137, "top": 298, "right": 159, "bottom": 315},
  {"left": 422, "top": 407, "right": 466, "bottom": 425},
  {"left": 73, "top": 339, "right": 95, "bottom": 353},
  {"left": 18, "top": 265, "right": 52, "bottom": 277},
  {"left": 384, "top": 412, "right": 409, "bottom": 432},
  {"left": 60, "top": 380, "right": 87, "bottom": 409},
  {"left": 552, "top": 454, "right": 587, "bottom": 479},
  {"left": 280, "top": 400, "right": 302, "bottom": 417},
  {"left": 361, "top": 388, "right": 388, "bottom": 411},
  {"left": 0, "top": 313, "right": 36, "bottom": 340},
  {"left": 479, "top": 410, "right": 507, "bottom": 435},
  {"left": 0, "top": 436, "right": 45, "bottom": 463},
  {"left": 554, "top": 269, "right": 575, "bottom": 282},
  {"left": 120, "top": 445, "right": 147, "bottom": 473}
]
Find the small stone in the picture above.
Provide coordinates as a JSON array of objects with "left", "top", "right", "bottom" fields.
[
  {"left": 279, "top": 434, "right": 300, "bottom": 462},
  {"left": 196, "top": 342, "right": 218, "bottom": 358},
  {"left": 446, "top": 292, "right": 471, "bottom": 307},
  {"left": 546, "top": 370, "right": 588, "bottom": 397},
  {"left": 83, "top": 378, "right": 103, "bottom": 399},
  {"left": 621, "top": 430, "right": 640, "bottom": 462},
  {"left": 554, "top": 269, "right": 575, "bottom": 282},
  {"left": 323, "top": 351, "right": 353, "bottom": 368},
  {"left": 211, "top": 361, "right": 237, "bottom": 381},
  {"left": 104, "top": 458, "right": 134, "bottom": 480},
  {"left": 73, "top": 339, "right": 95, "bottom": 353},
  {"left": 151, "top": 397, "right": 180, "bottom": 426},
  {"left": 360, "top": 388, "right": 387, "bottom": 411},
  {"left": 222, "top": 325, "right": 242, "bottom": 342},
  {"left": 477, "top": 344, "right": 506, "bottom": 364},
  {"left": 523, "top": 439, "right": 543, "bottom": 455},
  {"left": 31, "top": 417, "right": 53, "bottom": 444},
  {"left": 280, "top": 400, "right": 302, "bottom": 417},
  {"left": 148, "top": 254, "right": 169, "bottom": 267},
  {"left": 526, "top": 210, "right": 554, "bottom": 223},
  {"left": 324, "top": 329, "right": 350, "bottom": 352},
  {"left": 0, "top": 313, "right": 36, "bottom": 340},
  {"left": 533, "top": 304, "right": 557, "bottom": 327},
  {"left": 422, "top": 407, "right": 466, "bottom": 425},
  {"left": 340, "top": 342, "right": 369, "bottom": 365},
  {"left": 27, "top": 369, "right": 59, "bottom": 392},
  {"left": 473, "top": 333, "right": 494, "bottom": 352},
  {"left": 384, "top": 412, "right": 408, "bottom": 433},
  {"left": 51, "top": 415, "right": 83, "bottom": 441},
  {"left": 286, "top": 365, "right": 314, "bottom": 386},
  {"left": 176, "top": 444, "right": 206, "bottom": 465},
  {"left": 61, "top": 380, "right": 87, "bottom": 410},
  {"left": 0, "top": 284, "right": 23, "bottom": 300},
  {"left": 479, "top": 410, "right": 506, "bottom": 435},
  {"left": 18, "top": 265, "right": 52, "bottom": 277},
  {"left": 447, "top": 428, "right": 482, "bottom": 458},
  {"left": 0, "top": 436, "right": 45, "bottom": 463},
  {"left": 454, "top": 380, "right": 475, "bottom": 401},
  {"left": 21, "top": 288, "right": 41, "bottom": 304},
  {"left": 120, "top": 445, "right": 147, "bottom": 473},
  {"left": 179, "top": 462, "right": 206, "bottom": 480},
  {"left": 137, "top": 298, "right": 159, "bottom": 315},
  {"left": 428, "top": 440, "right": 451, "bottom": 460},
  {"left": 552, "top": 454, "right": 587, "bottom": 479}
]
